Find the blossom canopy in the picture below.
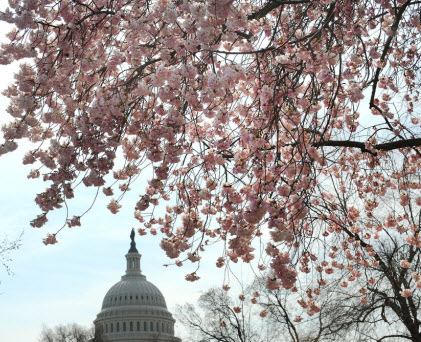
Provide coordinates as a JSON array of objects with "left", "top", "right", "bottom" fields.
[{"left": 1, "top": 0, "right": 421, "bottom": 297}]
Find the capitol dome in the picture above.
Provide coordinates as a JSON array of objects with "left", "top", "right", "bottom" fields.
[{"left": 94, "top": 230, "right": 182, "bottom": 342}]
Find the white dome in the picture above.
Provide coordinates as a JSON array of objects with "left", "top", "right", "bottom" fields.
[
  {"left": 102, "top": 275, "right": 167, "bottom": 309},
  {"left": 94, "top": 232, "right": 181, "bottom": 342}
]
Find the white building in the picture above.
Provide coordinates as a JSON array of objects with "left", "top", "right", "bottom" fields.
[{"left": 94, "top": 231, "right": 182, "bottom": 342}]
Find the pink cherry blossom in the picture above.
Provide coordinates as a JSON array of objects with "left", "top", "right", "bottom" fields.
[
  {"left": 185, "top": 272, "right": 200, "bottom": 282},
  {"left": 43, "top": 234, "right": 57, "bottom": 245},
  {"left": 0, "top": 0, "right": 420, "bottom": 306},
  {"left": 259, "top": 310, "right": 268, "bottom": 318},
  {"left": 400, "top": 289, "right": 412, "bottom": 298},
  {"left": 107, "top": 199, "right": 122, "bottom": 214},
  {"left": 400, "top": 260, "right": 412, "bottom": 269}
]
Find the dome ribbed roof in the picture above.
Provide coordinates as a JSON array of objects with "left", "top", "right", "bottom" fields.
[{"left": 102, "top": 275, "right": 167, "bottom": 309}]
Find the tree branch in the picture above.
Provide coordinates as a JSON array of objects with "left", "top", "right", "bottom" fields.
[
  {"left": 377, "top": 334, "right": 412, "bottom": 341},
  {"left": 314, "top": 138, "right": 421, "bottom": 153},
  {"left": 248, "top": 0, "right": 310, "bottom": 20}
]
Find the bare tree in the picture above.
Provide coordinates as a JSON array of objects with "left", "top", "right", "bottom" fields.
[
  {"left": 178, "top": 268, "right": 421, "bottom": 342},
  {"left": 251, "top": 278, "right": 337, "bottom": 342},
  {"left": 0, "top": 232, "right": 22, "bottom": 281},
  {"left": 177, "top": 281, "right": 345, "bottom": 342},
  {"left": 303, "top": 154, "right": 421, "bottom": 342},
  {"left": 177, "top": 287, "right": 281, "bottom": 342},
  {"left": 313, "top": 237, "right": 421, "bottom": 342},
  {"left": 39, "top": 323, "right": 100, "bottom": 342}
]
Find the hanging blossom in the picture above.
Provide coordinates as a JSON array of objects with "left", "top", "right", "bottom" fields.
[{"left": 0, "top": 0, "right": 421, "bottom": 305}]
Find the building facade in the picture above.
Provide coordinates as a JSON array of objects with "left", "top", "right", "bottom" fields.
[{"left": 94, "top": 231, "right": 181, "bottom": 342}]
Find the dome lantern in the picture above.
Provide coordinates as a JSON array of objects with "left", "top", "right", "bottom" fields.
[{"left": 125, "top": 229, "right": 142, "bottom": 277}]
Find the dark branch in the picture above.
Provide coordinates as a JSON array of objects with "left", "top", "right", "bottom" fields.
[
  {"left": 377, "top": 334, "right": 412, "bottom": 341},
  {"left": 314, "top": 138, "right": 421, "bottom": 153},
  {"left": 248, "top": 0, "right": 310, "bottom": 20}
]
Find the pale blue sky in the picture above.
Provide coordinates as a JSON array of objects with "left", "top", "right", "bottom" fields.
[{"left": 0, "top": 3, "right": 257, "bottom": 341}]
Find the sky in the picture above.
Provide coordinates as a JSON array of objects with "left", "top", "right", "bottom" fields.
[{"left": 0, "top": 3, "right": 258, "bottom": 341}]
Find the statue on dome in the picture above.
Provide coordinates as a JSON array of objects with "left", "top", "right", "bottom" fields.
[
  {"left": 130, "top": 228, "right": 135, "bottom": 243},
  {"left": 128, "top": 228, "right": 139, "bottom": 253}
]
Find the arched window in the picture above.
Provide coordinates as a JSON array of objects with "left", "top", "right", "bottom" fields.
[
  {"left": 150, "top": 322, "right": 153, "bottom": 331},
  {"left": 116, "top": 322, "right": 120, "bottom": 332},
  {"left": 144, "top": 321, "right": 147, "bottom": 331},
  {"left": 162, "top": 322, "right": 164, "bottom": 332},
  {"left": 130, "top": 321, "right": 133, "bottom": 331},
  {"left": 123, "top": 322, "right": 126, "bottom": 331},
  {"left": 156, "top": 322, "right": 159, "bottom": 331},
  {"left": 110, "top": 323, "right": 113, "bottom": 333},
  {"left": 137, "top": 321, "right": 140, "bottom": 331},
  {"left": 130, "top": 295, "right": 132, "bottom": 300}
]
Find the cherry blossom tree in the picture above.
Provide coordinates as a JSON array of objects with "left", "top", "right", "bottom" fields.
[{"left": 1, "top": 0, "right": 421, "bottom": 301}]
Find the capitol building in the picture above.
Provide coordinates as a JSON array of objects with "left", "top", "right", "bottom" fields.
[{"left": 94, "top": 230, "right": 182, "bottom": 342}]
